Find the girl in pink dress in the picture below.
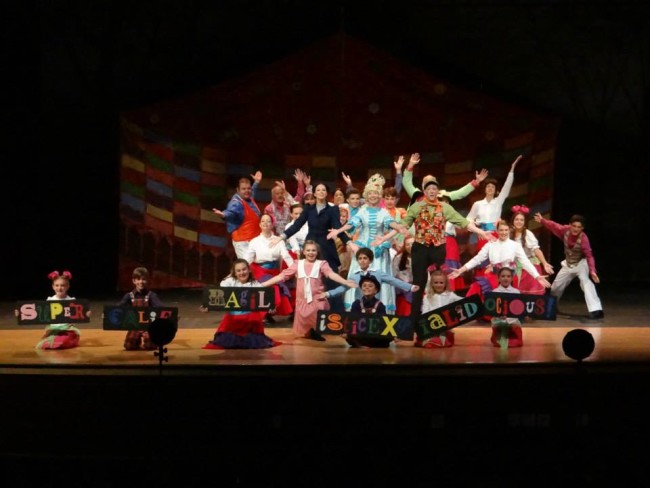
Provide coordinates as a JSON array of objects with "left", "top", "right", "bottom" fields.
[{"left": 280, "top": 240, "right": 357, "bottom": 341}]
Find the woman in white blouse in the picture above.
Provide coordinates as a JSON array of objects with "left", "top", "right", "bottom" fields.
[
  {"left": 466, "top": 155, "right": 521, "bottom": 254},
  {"left": 449, "top": 220, "right": 551, "bottom": 318},
  {"left": 245, "top": 214, "right": 295, "bottom": 322}
]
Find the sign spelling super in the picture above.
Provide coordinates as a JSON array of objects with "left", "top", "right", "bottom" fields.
[{"left": 16, "top": 300, "right": 91, "bottom": 325}]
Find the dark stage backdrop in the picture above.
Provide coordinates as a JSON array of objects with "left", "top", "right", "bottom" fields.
[{"left": 118, "top": 34, "right": 559, "bottom": 291}]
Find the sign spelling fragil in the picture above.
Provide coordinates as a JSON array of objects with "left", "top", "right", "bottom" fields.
[{"left": 201, "top": 286, "right": 275, "bottom": 311}]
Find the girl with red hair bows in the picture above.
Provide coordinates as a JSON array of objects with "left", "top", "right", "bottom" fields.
[{"left": 510, "top": 205, "right": 554, "bottom": 295}]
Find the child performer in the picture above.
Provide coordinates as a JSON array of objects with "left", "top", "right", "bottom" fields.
[
  {"left": 202, "top": 259, "right": 285, "bottom": 349},
  {"left": 326, "top": 247, "right": 418, "bottom": 312},
  {"left": 32, "top": 271, "right": 87, "bottom": 350},
  {"left": 534, "top": 212, "right": 604, "bottom": 320},
  {"left": 120, "top": 267, "right": 163, "bottom": 351},
  {"left": 490, "top": 267, "right": 524, "bottom": 348},
  {"left": 343, "top": 187, "right": 362, "bottom": 221},
  {"left": 284, "top": 203, "right": 308, "bottom": 259},
  {"left": 392, "top": 236, "right": 415, "bottom": 317},
  {"left": 281, "top": 240, "right": 357, "bottom": 341},
  {"left": 336, "top": 204, "right": 352, "bottom": 278},
  {"left": 417, "top": 268, "right": 463, "bottom": 348},
  {"left": 346, "top": 275, "right": 393, "bottom": 348}
]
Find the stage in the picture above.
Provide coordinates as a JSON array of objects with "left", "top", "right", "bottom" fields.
[{"left": 2, "top": 286, "right": 650, "bottom": 486}]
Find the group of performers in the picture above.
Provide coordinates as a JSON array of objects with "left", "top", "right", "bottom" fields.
[{"left": 24, "top": 153, "right": 603, "bottom": 352}]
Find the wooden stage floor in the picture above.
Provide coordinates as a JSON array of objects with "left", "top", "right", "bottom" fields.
[
  {"left": 2, "top": 283, "right": 650, "bottom": 374},
  {"left": 2, "top": 326, "right": 650, "bottom": 374}
]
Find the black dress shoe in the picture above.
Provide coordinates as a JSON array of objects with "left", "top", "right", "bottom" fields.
[
  {"left": 588, "top": 310, "right": 604, "bottom": 320},
  {"left": 307, "top": 329, "right": 326, "bottom": 341}
]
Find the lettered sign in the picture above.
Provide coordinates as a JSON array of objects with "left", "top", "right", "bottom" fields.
[
  {"left": 16, "top": 300, "right": 91, "bottom": 325},
  {"left": 202, "top": 286, "right": 275, "bottom": 311},
  {"left": 415, "top": 295, "right": 483, "bottom": 339},
  {"left": 483, "top": 292, "right": 556, "bottom": 320},
  {"left": 317, "top": 311, "right": 414, "bottom": 340},
  {"left": 102, "top": 306, "right": 179, "bottom": 330}
]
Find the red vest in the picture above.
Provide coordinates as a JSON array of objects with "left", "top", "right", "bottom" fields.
[{"left": 232, "top": 196, "right": 261, "bottom": 242}]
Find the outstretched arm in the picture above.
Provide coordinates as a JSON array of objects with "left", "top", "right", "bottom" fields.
[
  {"left": 327, "top": 223, "right": 354, "bottom": 240},
  {"left": 466, "top": 221, "right": 496, "bottom": 242},
  {"left": 534, "top": 248, "right": 554, "bottom": 275},
  {"left": 263, "top": 273, "right": 288, "bottom": 287},
  {"left": 325, "top": 271, "right": 358, "bottom": 289}
]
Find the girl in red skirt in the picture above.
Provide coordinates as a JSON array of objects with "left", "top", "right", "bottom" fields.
[{"left": 203, "top": 259, "right": 286, "bottom": 349}]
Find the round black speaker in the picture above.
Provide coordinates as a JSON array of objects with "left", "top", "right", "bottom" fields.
[{"left": 562, "top": 328, "right": 595, "bottom": 361}]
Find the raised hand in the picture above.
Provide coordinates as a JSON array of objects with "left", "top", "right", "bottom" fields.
[
  {"left": 475, "top": 168, "right": 489, "bottom": 183},
  {"left": 394, "top": 155, "right": 405, "bottom": 174},
  {"left": 341, "top": 172, "right": 352, "bottom": 187},
  {"left": 303, "top": 173, "right": 311, "bottom": 186},
  {"left": 294, "top": 168, "right": 305, "bottom": 182},
  {"left": 533, "top": 212, "right": 543, "bottom": 223},
  {"left": 251, "top": 171, "right": 262, "bottom": 184},
  {"left": 511, "top": 155, "right": 523, "bottom": 172},
  {"left": 408, "top": 153, "right": 420, "bottom": 170}
]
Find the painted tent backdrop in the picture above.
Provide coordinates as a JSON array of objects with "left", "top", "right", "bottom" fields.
[{"left": 119, "top": 34, "right": 559, "bottom": 291}]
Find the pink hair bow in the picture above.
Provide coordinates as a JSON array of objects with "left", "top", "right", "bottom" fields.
[
  {"left": 427, "top": 263, "right": 450, "bottom": 274},
  {"left": 511, "top": 205, "right": 530, "bottom": 215},
  {"left": 48, "top": 270, "right": 72, "bottom": 280}
]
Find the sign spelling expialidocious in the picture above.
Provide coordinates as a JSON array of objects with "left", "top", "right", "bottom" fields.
[
  {"left": 16, "top": 299, "right": 91, "bottom": 325},
  {"left": 483, "top": 292, "right": 557, "bottom": 320},
  {"left": 316, "top": 295, "right": 485, "bottom": 341},
  {"left": 201, "top": 286, "right": 275, "bottom": 311},
  {"left": 102, "top": 306, "right": 179, "bottom": 331},
  {"left": 415, "top": 295, "right": 484, "bottom": 339}
]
